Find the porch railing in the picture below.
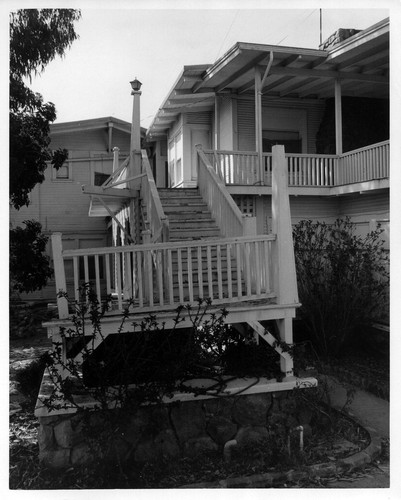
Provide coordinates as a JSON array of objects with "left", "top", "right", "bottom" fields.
[
  {"left": 141, "top": 150, "right": 169, "bottom": 243},
  {"left": 197, "top": 146, "right": 256, "bottom": 237},
  {"left": 335, "top": 140, "right": 389, "bottom": 185},
  {"left": 52, "top": 233, "right": 276, "bottom": 317},
  {"left": 204, "top": 140, "right": 389, "bottom": 188}
]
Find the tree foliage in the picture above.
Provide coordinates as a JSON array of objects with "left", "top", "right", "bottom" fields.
[
  {"left": 293, "top": 218, "right": 389, "bottom": 357},
  {"left": 9, "top": 9, "right": 81, "bottom": 209},
  {"left": 10, "top": 220, "right": 53, "bottom": 294}
]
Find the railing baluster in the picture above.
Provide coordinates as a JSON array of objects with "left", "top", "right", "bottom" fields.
[
  {"left": 227, "top": 243, "right": 232, "bottom": 299},
  {"left": 73, "top": 256, "right": 79, "bottom": 302},
  {"left": 217, "top": 244, "right": 223, "bottom": 299},
  {"left": 95, "top": 254, "right": 101, "bottom": 303},
  {"left": 177, "top": 248, "right": 184, "bottom": 303},
  {"left": 137, "top": 251, "right": 143, "bottom": 307},
  {"left": 116, "top": 252, "right": 123, "bottom": 310},
  {"left": 236, "top": 242, "right": 242, "bottom": 298},
  {"left": 105, "top": 253, "right": 111, "bottom": 297},
  {"left": 197, "top": 246, "right": 203, "bottom": 299},
  {"left": 187, "top": 247, "right": 194, "bottom": 303},
  {"left": 167, "top": 249, "right": 174, "bottom": 304},
  {"left": 207, "top": 245, "right": 213, "bottom": 299}
]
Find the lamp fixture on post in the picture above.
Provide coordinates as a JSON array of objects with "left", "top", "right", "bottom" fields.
[{"left": 130, "top": 77, "right": 142, "bottom": 93}]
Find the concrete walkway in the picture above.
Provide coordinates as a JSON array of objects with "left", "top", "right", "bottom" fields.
[{"left": 322, "top": 375, "right": 390, "bottom": 489}]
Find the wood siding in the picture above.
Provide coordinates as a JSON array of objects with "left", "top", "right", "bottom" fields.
[{"left": 237, "top": 96, "right": 325, "bottom": 154}]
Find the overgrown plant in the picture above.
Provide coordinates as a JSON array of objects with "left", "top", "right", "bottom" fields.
[
  {"left": 293, "top": 218, "right": 389, "bottom": 357},
  {"left": 42, "top": 285, "right": 274, "bottom": 468}
]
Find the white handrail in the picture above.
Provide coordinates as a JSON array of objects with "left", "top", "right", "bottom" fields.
[
  {"left": 204, "top": 140, "right": 389, "bottom": 188},
  {"left": 53, "top": 234, "right": 277, "bottom": 316},
  {"left": 141, "top": 150, "right": 169, "bottom": 243},
  {"left": 197, "top": 146, "right": 248, "bottom": 238}
]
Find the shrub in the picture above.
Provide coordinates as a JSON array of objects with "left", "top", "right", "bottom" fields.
[
  {"left": 293, "top": 218, "right": 389, "bottom": 357},
  {"left": 10, "top": 220, "right": 53, "bottom": 294}
]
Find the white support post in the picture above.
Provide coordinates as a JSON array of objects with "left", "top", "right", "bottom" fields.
[
  {"left": 334, "top": 79, "right": 343, "bottom": 155},
  {"left": 51, "top": 233, "right": 69, "bottom": 319},
  {"left": 276, "top": 318, "right": 295, "bottom": 381},
  {"left": 271, "top": 145, "right": 299, "bottom": 305},
  {"left": 112, "top": 147, "right": 120, "bottom": 172},
  {"left": 255, "top": 67, "right": 264, "bottom": 185}
]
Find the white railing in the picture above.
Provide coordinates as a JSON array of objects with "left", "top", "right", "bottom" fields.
[
  {"left": 204, "top": 141, "right": 389, "bottom": 188},
  {"left": 141, "top": 151, "right": 169, "bottom": 243},
  {"left": 52, "top": 233, "right": 277, "bottom": 317},
  {"left": 197, "top": 147, "right": 255, "bottom": 237},
  {"left": 336, "top": 140, "right": 389, "bottom": 185}
]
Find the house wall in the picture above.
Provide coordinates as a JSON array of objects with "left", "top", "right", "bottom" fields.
[
  {"left": 236, "top": 96, "right": 325, "bottom": 153},
  {"left": 10, "top": 125, "right": 131, "bottom": 302}
]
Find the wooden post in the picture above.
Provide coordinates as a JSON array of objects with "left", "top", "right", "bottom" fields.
[
  {"left": 112, "top": 147, "right": 120, "bottom": 172},
  {"left": 51, "top": 233, "right": 69, "bottom": 319},
  {"left": 276, "top": 318, "right": 295, "bottom": 380},
  {"left": 334, "top": 79, "right": 343, "bottom": 155},
  {"left": 255, "top": 67, "right": 264, "bottom": 185},
  {"left": 271, "top": 145, "right": 298, "bottom": 305}
]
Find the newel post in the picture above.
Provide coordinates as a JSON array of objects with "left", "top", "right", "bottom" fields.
[
  {"left": 271, "top": 145, "right": 298, "bottom": 305},
  {"left": 51, "top": 233, "right": 69, "bottom": 319}
]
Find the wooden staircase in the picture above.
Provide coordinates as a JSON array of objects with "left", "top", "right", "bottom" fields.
[
  {"left": 157, "top": 188, "right": 245, "bottom": 301},
  {"left": 157, "top": 188, "right": 221, "bottom": 241}
]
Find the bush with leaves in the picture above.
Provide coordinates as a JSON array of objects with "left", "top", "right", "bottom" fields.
[
  {"left": 293, "top": 218, "right": 389, "bottom": 357},
  {"left": 10, "top": 220, "right": 53, "bottom": 295}
]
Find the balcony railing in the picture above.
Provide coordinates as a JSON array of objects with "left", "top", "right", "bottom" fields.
[
  {"left": 52, "top": 233, "right": 277, "bottom": 318},
  {"left": 204, "top": 140, "right": 389, "bottom": 188}
]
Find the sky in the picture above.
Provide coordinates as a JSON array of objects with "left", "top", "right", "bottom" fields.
[{"left": 4, "top": 0, "right": 394, "bottom": 129}]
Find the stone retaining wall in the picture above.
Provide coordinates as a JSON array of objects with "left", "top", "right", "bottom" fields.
[{"left": 38, "top": 390, "right": 314, "bottom": 468}]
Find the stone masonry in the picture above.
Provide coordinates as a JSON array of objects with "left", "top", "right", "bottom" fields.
[{"left": 38, "top": 390, "right": 314, "bottom": 468}]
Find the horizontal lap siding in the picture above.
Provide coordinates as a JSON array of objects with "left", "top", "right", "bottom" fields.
[{"left": 237, "top": 96, "right": 325, "bottom": 154}]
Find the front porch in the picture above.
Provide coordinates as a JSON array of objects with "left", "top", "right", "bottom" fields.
[{"left": 205, "top": 140, "right": 389, "bottom": 195}]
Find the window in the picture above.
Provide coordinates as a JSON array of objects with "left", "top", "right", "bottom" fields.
[
  {"left": 94, "top": 172, "right": 111, "bottom": 186},
  {"left": 55, "top": 163, "right": 71, "bottom": 180}
]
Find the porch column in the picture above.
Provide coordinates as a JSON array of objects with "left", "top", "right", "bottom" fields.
[
  {"left": 129, "top": 78, "right": 142, "bottom": 179},
  {"left": 255, "top": 67, "right": 264, "bottom": 185},
  {"left": 214, "top": 95, "right": 220, "bottom": 150},
  {"left": 334, "top": 79, "right": 343, "bottom": 155}
]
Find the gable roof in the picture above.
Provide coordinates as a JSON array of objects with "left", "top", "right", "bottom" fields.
[
  {"left": 147, "top": 17, "right": 388, "bottom": 140},
  {"left": 50, "top": 116, "right": 146, "bottom": 137}
]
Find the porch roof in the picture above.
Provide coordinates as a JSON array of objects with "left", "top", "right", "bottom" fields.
[{"left": 147, "top": 18, "right": 389, "bottom": 139}]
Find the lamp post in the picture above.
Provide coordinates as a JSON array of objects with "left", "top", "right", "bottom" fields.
[{"left": 130, "top": 77, "right": 142, "bottom": 178}]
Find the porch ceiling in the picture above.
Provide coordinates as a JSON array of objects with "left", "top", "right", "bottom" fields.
[{"left": 147, "top": 18, "right": 388, "bottom": 140}]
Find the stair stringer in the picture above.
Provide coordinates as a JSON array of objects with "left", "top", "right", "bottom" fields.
[{"left": 247, "top": 320, "right": 295, "bottom": 381}]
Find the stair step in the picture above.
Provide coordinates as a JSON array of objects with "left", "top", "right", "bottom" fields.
[{"left": 169, "top": 219, "right": 218, "bottom": 228}]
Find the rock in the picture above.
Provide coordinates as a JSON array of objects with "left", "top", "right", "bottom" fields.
[
  {"left": 70, "top": 443, "right": 93, "bottom": 466},
  {"left": 183, "top": 436, "right": 218, "bottom": 458},
  {"left": 170, "top": 401, "right": 206, "bottom": 443},
  {"left": 206, "top": 416, "right": 237, "bottom": 445},
  {"left": 54, "top": 418, "right": 84, "bottom": 448},
  {"left": 233, "top": 394, "right": 270, "bottom": 426},
  {"left": 39, "top": 448, "right": 71, "bottom": 468},
  {"left": 203, "top": 398, "right": 235, "bottom": 419},
  {"left": 235, "top": 425, "right": 269, "bottom": 446},
  {"left": 38, "top": 423, "right": 55, "bottom": 451},
  {"left": 154, "top": 429, "right": 181, "bottom": 459}
]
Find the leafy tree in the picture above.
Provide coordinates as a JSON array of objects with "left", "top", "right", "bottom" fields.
[
  {"left": 9, "top": 9, "right": 81, "bottom": 209},
  {"left": 293, "top": 218, "right": 389, "bottom": 357},
  {"left": 10, "top": 220, "right": 53, "bottom": 294}
]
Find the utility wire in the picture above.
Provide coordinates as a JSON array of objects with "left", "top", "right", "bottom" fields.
[
  {"left": 215, "top": 10, "right": 240, "bottom": 60},
  {"left": 276, "top": 9, "right": 317, "bottom": 46}
]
